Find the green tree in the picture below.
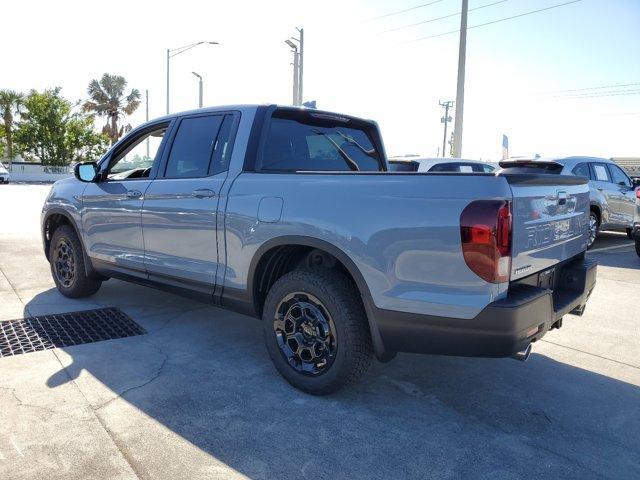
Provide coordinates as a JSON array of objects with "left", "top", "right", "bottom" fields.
[
  {"left": 15, "top": 88, "right": 109, "bottom": 166},
  {"left": 83, "top": 73, "right": 141, "bottom": 145},
  {"left": 0, "top": 90, "right": 25, "bottom": 168}
]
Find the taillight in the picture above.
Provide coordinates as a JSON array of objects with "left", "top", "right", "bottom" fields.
[
  {"left": 636, "top": 188, "right": 640, "bottom": 199},
  {"left": 460, "top": 200, "right": 512, "bottom": 283}
]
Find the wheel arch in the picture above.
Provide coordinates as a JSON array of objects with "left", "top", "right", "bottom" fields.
[
  {"left": 246, "top": 236, "right": 387, "bottom": 358},
  {"left": 43, "top": 208, "right": 102, "bottom": 280}
]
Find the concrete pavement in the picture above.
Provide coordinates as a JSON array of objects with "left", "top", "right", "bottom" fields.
[{"left": 1, "top": 184, "right": 639, "bottom": 479}]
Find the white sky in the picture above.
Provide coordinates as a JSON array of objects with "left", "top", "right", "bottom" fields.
[{"left": 3, "top": 0, "right": 639, "bottom": 160}]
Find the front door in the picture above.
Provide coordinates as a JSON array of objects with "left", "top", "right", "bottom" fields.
[
  {"left": 81, "top": 123, "right": 170, "bottom": 276},
  {"left": 606, "top": 163, "right": 636, "bottom": 227},
  {"left": 142, "top": 113, "right": 237, "bottom": 292}
]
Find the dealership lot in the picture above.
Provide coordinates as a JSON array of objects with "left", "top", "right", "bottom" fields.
[{"left": 1, "top": 184, "right": 639, "bottom": 480}]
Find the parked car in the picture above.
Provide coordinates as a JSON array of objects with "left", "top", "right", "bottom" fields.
[
  {"left": 0, "top": 163, "right": 9, "bottom": 184},
  {"left": 41, "top": 105, "right": 596, "bottom": 394},
  {"left": 388, "top": 156, "right": 495, "bottom": 173},
  {"left": 499, "top": 156, "right": 640, "bottom": 248}
]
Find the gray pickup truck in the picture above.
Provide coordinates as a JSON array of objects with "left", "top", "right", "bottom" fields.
[{"left": 42, "top": 105, "right": 597, "bottom": 394}]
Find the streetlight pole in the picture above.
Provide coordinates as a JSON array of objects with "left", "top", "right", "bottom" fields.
[
  {"left": 166, "top": 41, "right": 219, "bottom": 114},
  {"left": 192, "top": 72, "right": 203, "bottom": 108},
  {"left": 452, "top": 0, "right": 468, "bottom": 157},
  {"left": 285, "top": 39, "right": 299, "bottom": 106}
]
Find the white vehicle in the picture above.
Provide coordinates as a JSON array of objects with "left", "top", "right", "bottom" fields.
[
  {"left": 0, "top": 163, "right": 9, "bottom": 184},
  {"left": 388, "top": 156, "right": 495, "bottom": 173}
]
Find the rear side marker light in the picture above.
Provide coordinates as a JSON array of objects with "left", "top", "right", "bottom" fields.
[{"left": 460, "top": 200, "right": 512, "bottom": 283}]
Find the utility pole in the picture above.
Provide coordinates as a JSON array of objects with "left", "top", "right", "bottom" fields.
[
  {"left": 285, "top": 28, "right": 304, "bottom": 106},
  {"left": 439, "top": 100, "right": 454, "bottom": 157},
  {"left": 145, "top": 89, "right": 150, "bottom": 158},
  {"left": 452, "top": 0, "right": 468, "bottom": 157},
  {"left": 297, "top": 27, "right": 304, "bottom": 105}
]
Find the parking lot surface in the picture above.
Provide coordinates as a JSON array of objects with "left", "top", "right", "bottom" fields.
[{"left": 1, "top": 183, "right": 639, "bottom": 480}]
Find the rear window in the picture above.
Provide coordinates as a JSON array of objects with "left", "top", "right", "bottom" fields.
[
  {"left": 389, "top": 161, "right": 418, "bottom": 172},
  {"left": 261, "top": 110, "right": 383, "bottom": 172},
  {"left": 429, "top": 162, "right": 494, "bottom": 173},
  {"left": 498, "top": 162, "right": 563, "bottom": 174}
]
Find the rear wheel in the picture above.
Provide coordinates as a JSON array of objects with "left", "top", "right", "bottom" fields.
[
  {"left": 49, "top": 225, "right": 102, "bottom": 298},
  {"left": 636, "top": 240, "right": 640, "bottom": 258},
  {"left": 262, "top": 268, "right": 373, "bottom": 395},
  {"left": 587, "top": 211, "right": 599, "bottom": 250}
]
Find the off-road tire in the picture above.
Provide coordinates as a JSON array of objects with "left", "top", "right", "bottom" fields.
[
  {"left": 49, "top": 225, "right": 102, "bottom": 298},
  {"left": 263, "top": 268, "right": 373, "bottom": 395}
]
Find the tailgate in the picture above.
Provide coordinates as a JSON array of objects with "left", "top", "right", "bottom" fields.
[{"left": 505, "top": 174, "right": 590, "bottom": 281}]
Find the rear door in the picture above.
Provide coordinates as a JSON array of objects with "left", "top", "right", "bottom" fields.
[
  {"left": 507, "top": 175, "right": 590, "bottom": 280},
  {"left": 141, "top": 112, "right": 238, "bottom": 293}
]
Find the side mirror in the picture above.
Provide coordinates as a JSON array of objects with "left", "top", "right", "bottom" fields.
[
  {"left": 74, "top": 162, "right": 98, "bottom": 182},
  {"left": 632, "top": 177, "right": 640, "bottom": 187}
]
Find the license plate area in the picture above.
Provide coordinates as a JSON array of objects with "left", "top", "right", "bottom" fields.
[{"left": 537, "top": 267, "right": 556, "bottom": 290}]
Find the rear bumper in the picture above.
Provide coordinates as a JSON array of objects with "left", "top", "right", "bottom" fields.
[{"left": 374, "top": 256, "right": 597, "bottom": 358}]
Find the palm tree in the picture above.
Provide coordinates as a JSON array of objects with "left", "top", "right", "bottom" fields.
[
  {"left": 83, "top": 74, "right": 141, "bottom": 145},
  {"left": 0, "top": 90, "right": 25, "bottom": 169}
]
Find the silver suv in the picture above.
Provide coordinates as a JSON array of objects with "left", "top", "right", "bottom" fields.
[{"left": 499, "top": 156, "right": 640, "bottom": 248}]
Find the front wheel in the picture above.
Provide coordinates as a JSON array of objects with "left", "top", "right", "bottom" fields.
[
  {"left": 587, "top": 212, "right": 599, "bottom": 250},
  {"left": 262, "top": 268, "right": 373, "bottom": 395},
  {"left": 626, "top": 228, "right": 634, "bottom": 240},
  {"left": 636, "top": 240, "right": 640, "bottom": 258},
  {"left": 49, "top": 225, "right": 102, "bottom": 298}
]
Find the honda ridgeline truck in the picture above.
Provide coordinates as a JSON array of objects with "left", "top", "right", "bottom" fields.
[{"left": 42, "top": 105, "right": 597, "bottom": 394}]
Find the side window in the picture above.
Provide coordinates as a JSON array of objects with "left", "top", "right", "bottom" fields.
[
  {"left": 261, "top": 111, "right": 383, "bottom": 172},
  {"left": 592, "top": 163, "right": 610, "bottom": 182},
  {"left": 571, "top": 163, "right": 591, "bottom": 179},
  {"left": 107, "top": 126, "right": 167, "bottom": 180},
  {"left": 607, "top": 164, "right": 632, "bottom": 188},
  {"left": 208, "top": 115, "right": 235, "bottom": 176},
  {"left": 164, "top": 115, "right": 224, "bottom": 178}
]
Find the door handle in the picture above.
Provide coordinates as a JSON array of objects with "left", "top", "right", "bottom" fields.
[
  {"left": 126, "top": 190, "right": 142, "bottom": 198},
  {"left": 191, "top": 188, "right": 217, "bottom": 199},
  {"left": 596, "top": 187, "right": 604, "bottom": 192}
]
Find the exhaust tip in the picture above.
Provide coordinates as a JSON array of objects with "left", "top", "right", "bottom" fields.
[{"left": 511, "top": 343, "right": 532, "bottom": 362}]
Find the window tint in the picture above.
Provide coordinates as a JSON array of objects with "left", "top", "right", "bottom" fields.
[
  {"left": 571, "top": 163, "right": 591, "bottom": 179},
  {"left": 261, "top": 111, "right": 382, "bottom": 172},
  {"left": 208, "top": 115, "right": 235, "bottom": 175},
  {"left": 429, "top": 162, "right": 493, "bottom": 173},
  {"left": 592, "top": 163, "right": 610, "bottom": 182},
  {"left": 165, "top": 115, "right": 224, "bottom": 178},
  {"left": 108, "top": 125, "right": 167, "bottom": 180},
  {"left": 388, "top": 161, "right": 418, "bottom": 172},
  {"left": 607, "top": 164, "right": 631, "bottom": 187}
]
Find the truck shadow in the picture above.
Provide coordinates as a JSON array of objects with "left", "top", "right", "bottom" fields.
[{"left": 23, "top": 285, "right": 640, "bottom": 480}]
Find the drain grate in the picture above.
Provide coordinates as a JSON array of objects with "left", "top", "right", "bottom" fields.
[{"left": 0, "top": 307, "right": 145, "bottom": 358}]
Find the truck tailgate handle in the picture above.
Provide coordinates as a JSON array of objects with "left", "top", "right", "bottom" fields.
[{"left": 191, "top": 188, "right": 217, "bottom": 199}]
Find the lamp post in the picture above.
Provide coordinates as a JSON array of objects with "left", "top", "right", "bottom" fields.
[
  {"left": 284, "top": 39, "right": 299, "bottom": 106},
  {"left": 192, "top": 72, "right": 203, "bottom": 108},
  {"left": 166, "top": 41, "right": 218, "bottom": 114}
]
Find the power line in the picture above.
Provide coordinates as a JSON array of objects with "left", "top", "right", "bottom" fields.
[
  {"left": 557, "top": 89, "right": 640, "bottom": 99},
  {"left": 381, "top": 0, "right": 508, "bottom": 34},
  {"left": 369, "top": 0, "right": 446, "bottom": 21},
  {"left": 544, "top": 82, "right": 640, "bottom": 94},
  {"left": 413, "top": 0, "right": 584, "bottom": 42}
]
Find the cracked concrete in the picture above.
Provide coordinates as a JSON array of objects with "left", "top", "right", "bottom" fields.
[{"left": 1, "top": 184, "right": 639, "bottom": 480}]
